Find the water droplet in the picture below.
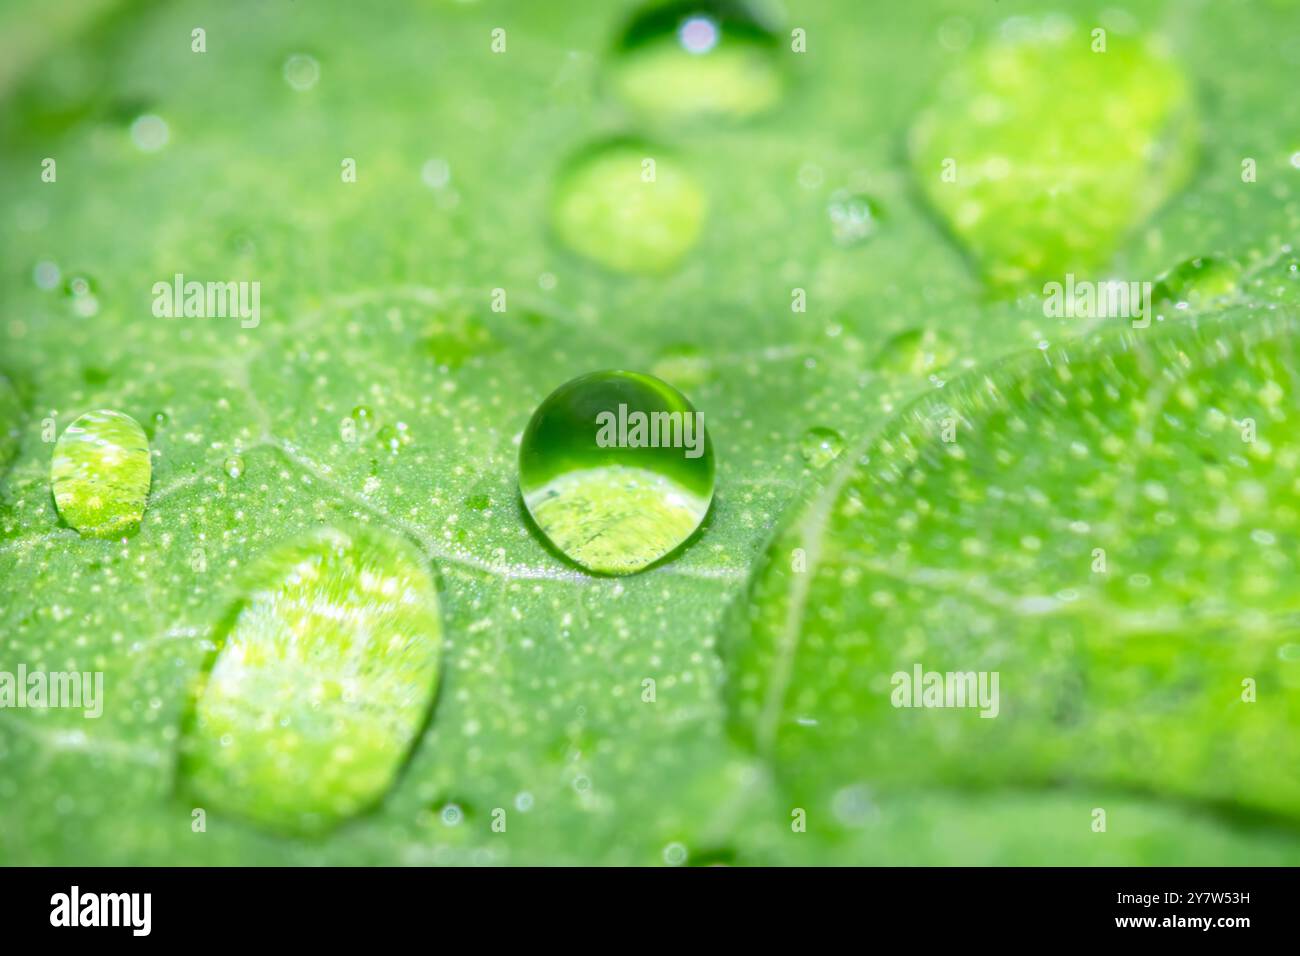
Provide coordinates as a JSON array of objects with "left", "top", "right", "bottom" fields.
[
  {"left": 351, "top": 405, "right": 374, "bottom": 432},
  {"left": 422, "top": 308, "right": 497, "bottom": 368},
  {"left": 651, "top": 342, "right": 713, "bottom": 390},
  {"left": 828, "top": 191, "right": 884, "bottom": 246},
  {"left": 611, "top": 1, "right": 782, "bottom": 121},
  {"left": 871, "top": 328, "right": 958, "bottom": 377},
  {"left": 465, "top": 493, "right": 491, "bottom": 512},
  {"left": 551, "top": 141, "right": 706, "bottom": 274},
  {"left": 51, "top": 409, "right": 151, "bottom": 538},
  {"left": 223, "top": 455, "right": 245, "bottom": 479},
  {"left": 421, "top": 158, "right": 451, "bottom": 190},
  {"left": 909, "top": 17, "right": 1197, "bottom": 289},
  {"left": 377, "top": 422, "right": 412, "bottom": 453},
  {"left": 180, "top": 525, "right": 442, "bottom": 834},
  {"left": 129, "top": 113, "right": 169, "bottom": 152},
  {"left": 63, "top": 273, "right": 99, "bottom": 317},
  {"left": 800, "top": 427, "right": 844, "bottom": 469},
  {"left": 282, "top": 53, "right": 320, "bottom": 92},
  {"left": 1152, "top": 255, "right": 1242, "bottom": 314},
  {"left": 519, "top": 370, "right": 715, "bottom": 575},
  {"left": 662, "top": 841, "right": 689, "bottom": 865},
  {"left": 32, "top": 260, "right": 60, "bottom": 290},
  {"left": 152, "top": 410, "right": 169, "bottom": 428}
]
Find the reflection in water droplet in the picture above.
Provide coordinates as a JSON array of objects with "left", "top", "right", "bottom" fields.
[
  {"left": 351, "top": 405, "right": 374, "bottom": 432},
  {"left": 51, "top": 409, "right": 151, "bottom": 538},
  {"left": 828, "top": 191, "right": 884, "bottom": 247},
  {"left": 283, "top": 53, "right": 321, "bottom": 91},
  {"left": 652, "top": 342, "right": 713, "bottom": 390},
  {"left": 519, "top": 370, "right": 715, "bottom": 575},
  {"left": 871, "top": 328, "right": 957, "bottom": 377},
  {"left": 611, "top": 1, "right": 782, "bottom": 121},
  {"left": 1152, "top": 255, "right": 1242, "bottom": 315},
  {"left": 223, "top": 455, "right": 245, "bottom": 479},
  {"left": 551, "top": 141, "right": 706, "bottom": 274},
  {"left": 800, "top": 427, "right": 844, "bottom": 469},
  {"left": 180, "top": 525, "right": 442, "bottom": 834}
]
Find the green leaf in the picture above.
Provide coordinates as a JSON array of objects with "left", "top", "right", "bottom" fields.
[
  {"left": 2, "top": 0, "right": 1299, "bottom": 865},
  {"left": 728, "top": 310, "right": 1300, "bottom": 841}
]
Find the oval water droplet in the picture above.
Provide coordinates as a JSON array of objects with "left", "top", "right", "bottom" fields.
[
  {"left": 827, "top": 191, "right": 884, "bottom": 247},
  {"left": 223, "top": 455, "right": 245, "bottom": 479},
  {"left": 282, "top": 53, "right": 320, "bottom": 92},
  {"left": 908, "top": 17, "right": 1197, "bottom": 289},
  {"left": 611, "top": 1, "right": 783, "bottom": 121},
  {"left": 377, "top": 422, "right": 412, "bottom": 453},
  {"left": 51, "top": 409, "right": 151, "bottom": 538},
  {"left": 1152, "top": 255, "right": 1242, "bottom": 315},
  {"left": 551, "top": 141, "right": 706, "bottom": 274},
  {"left": 651, "top": 342, "right": 713, "bottom": 390},
  {"left": 871, "top": 328, "right": 958, "bottom": 377},
  {"left": 351, "top": 405, "right": 374, "bottom": 433},
  {"left": 800, "top": 427, "right": 844, "bottom": 469},
  {"left": 180, "top": 525, "right": 443, "bottom": 834},
  {"left": 519, "top": 370, "right": 715, "bottom": 575}
]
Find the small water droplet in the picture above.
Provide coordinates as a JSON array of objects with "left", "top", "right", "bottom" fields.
[
  {"left": 871, "top": 328, "right": 958, "bottom": 377},
  {"left": 465, "top": 493, "right": 491, "bottom": 512},
  {"left": 519, "top": 370, "right": 715, "bottom": 575},
  {"left": 551, "top": 140, "right": 706, "bottom": 274},
  {"left": 377, "top": 422, "right": 413, "bottom": 453},
  {"left": 800, "top": 427, "right": 844, "bottom": 469},
  {"left": 651, "top": 342, "right": 713, "bottom": 390},
  {"left": 612, "top": 1, "right": 783, "bottom": 121},
  {"left": 351, "top": 405, "right": 374, "bottom": 432},
  {"left": 828, "top": 191, "right": 884, "bottom": 247},
  {"left": 282, "top": 53, "right": 320, "bottom": 92},
  {"left": 180, "top": 525, "right": 442, "bottom": 834},
  {"left": 51, "top": 409, "right": 151, "bottom": 538},
  {"left": 223, "top": 455, "right": 245, "bottom": 479},
  {"left": 421, "top": 158, "right": 451, "bottom": 189},
  {"left": 129, "top": 113, "right": 169, "bottom": 152},
  {"left": 1152, "top": 255, "right": 1243, "bottom": 314},
  {"left": 662, "top": 841, "right": 689, "bottom": 865},
  {"left": 63, "top": 273, "right": 99, "bottom": 317},
  {"left": 32, "top": 260, "right": 60, "bottom": 290}
]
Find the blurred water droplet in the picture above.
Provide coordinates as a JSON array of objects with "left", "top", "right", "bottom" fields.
[
  {"left": 800, "top": 427, "right": 844, "bottom": 469},
  {"left": 828, "top": 191, "right": 884, "bottom": 246},
  {"left": 283, "top": 53, "right": 321, "bottom": 91},
  {"left": 1152, "top": 255, "right": 1243, "bottom": 315},
  {"left": 551, "top": 141, "right": 706, "bottom": 274},
  {"left": 611, "top": 1, "right": 782, "bottom": 121},
  {"left": 32, "top": 260, "right": 60, "bottom": 290},
  {"left": 129, "top": 113, "right": 169, "bottom": 152},
  {"left": 871, "top": 328, "right": 958, "bottom": 377},
  {"left": 223, "top": 455, "right": 245, "bottom": 479},
  {"left": 180, "top": 525, "right": 442, "bottom": 834}
]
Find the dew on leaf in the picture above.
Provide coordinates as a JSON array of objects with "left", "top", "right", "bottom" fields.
[
  {"left": 651, "top": 342, "right": 713, "bottom": 390},
  {"left": 223, "top": 455, "right": 245, "bottom": 479},
  {"left": 1152, "top": 255, "right": 1243, "bottom": 315},
  {"left": 908, "top": 17, "right": 1198, "bottom": 289},
  {"left": 377, "top": 422, "right": 412, "bottom": 453},
  {"left": 180, "top": 524, "right": 443, "bottom": 834},
  {"left": 871, "top": 328, "right": 958, "bottom": 377},
  {"left": 128, "top": 113, "right": 169, "bottom": 152},
  {"left": 351, "top": 405, "right": 374, "bottom": 432},
  {"left": 282, "top": 53, "right": 320, "bottom": 91},
  {"left": 50, "top": 409, "right": 151, "bottom": 538},
  {"left": 422, "top": 308, "right": 498, "bottom": 368},
  {"left": 519, "top": 370, "right": 715, "bottom": 575},
  {"left": 611, "top": 0, "right": 782, "bottom": 121},
  {"left": 799, "top": 427, "right": 844, "bottom": 469},
  {"left": 551, "top": 141, "right": 706, "bottom": 274},
  {"left": 32, "top": 260, "right": 60, "bottom": 290},
  {"left": 827, "top": 191, "right": 884, "bottom": 247}
]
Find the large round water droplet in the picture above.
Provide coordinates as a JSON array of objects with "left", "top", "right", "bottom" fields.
[
  {"left": 519, "top": 370, "right": 715, "bottom": 574},
  {"left": 611, "top": 1, "right": 783, "bottom": 121},
  {"left": 180, "top": 525, "right": 442, "bottom": 834},
  {"left": 551, "top": 141, "right": 706, "bottom": 274},
  {"left": 51, "top": 409, "right": 151, "bottom": 538},
  {"left": 1152, "top": 255, "right": 1242, "bottom": 315}
]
